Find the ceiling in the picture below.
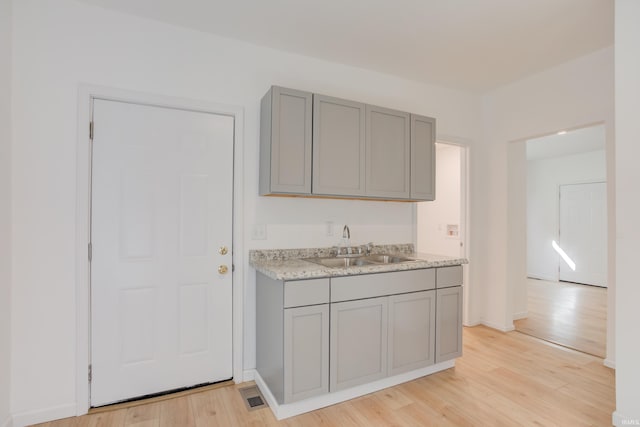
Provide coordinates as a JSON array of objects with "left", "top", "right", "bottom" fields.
[
  {"left": 526, "top": 124, "right": 606, "bottom": 161},
  {"left": 76, "top": 0, "right": 614, "bottom": 93}
]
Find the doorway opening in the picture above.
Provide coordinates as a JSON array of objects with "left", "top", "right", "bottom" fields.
[
  {"left": 416, "top": 141, "right": 470, "bottom": 324},
  {"left": 513, "top": 124, "right": 607, "bottom": 357}
]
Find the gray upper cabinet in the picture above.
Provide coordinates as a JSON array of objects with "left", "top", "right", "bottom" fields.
[
  {"left": 366, "top": 105, "right": 411, "bottom": 199},
  {"left": 410, "top": 114, "right": 436, "bottom": 201},
  {"left": 260, "top": 86, "right": 312, "bottom": 195},
  {"left": 312, "top": 95, "right": 366, "bottom": 197},
  {"left": 259, "top": 86, "right": 436, "bottom": 201}
]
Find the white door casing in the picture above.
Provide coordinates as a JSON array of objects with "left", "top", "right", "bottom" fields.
[
  {"left": 90, "top": 99, "right": 234, "bottom": 406},
  {"left": 559, "top": 182, "right": 607, "bottom": 287}
]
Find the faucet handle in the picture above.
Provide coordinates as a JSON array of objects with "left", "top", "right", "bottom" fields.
[{"left": 365, "top": 242, "right": 374, "bottom": 255}]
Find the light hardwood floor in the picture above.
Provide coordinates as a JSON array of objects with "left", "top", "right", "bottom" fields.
[
  {"left": 514, "top": 278, "right": 607, "bottom": 358},
  {"left": 34, "top": 325, "right": 615, "bottom": 427}
]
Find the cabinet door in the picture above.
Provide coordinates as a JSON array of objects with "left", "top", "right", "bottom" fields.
[
  {"left": 366, "top": 105, "right": 410, "bottom": 198},
  {"left": 312, "top": 95, "right": 366, "bottom": 196},
  {"left": 435, "top": 286, "right": 463, "bottom": 363},
  {"left": 260, "top": 86, "right": 312, "bottom": 195},
  {"left": 388, "top": 290, "right": 436, "bottom": 376},
  {"left": 284, "top": 304, "right": 329, "bottom": 403},
  {"left": 330, "top": 297, "right": 388, "bottom": 391},
  {"left": 410, "top": 114, "right": 436, "bottom": 201}
]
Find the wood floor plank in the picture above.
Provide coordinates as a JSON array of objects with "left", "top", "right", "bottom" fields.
[
  {"left": 32, "top": 326, "right": 615, "bottom": 427},
  {"left": 514, "top": 278, "right": 607, "bottom": 357}
]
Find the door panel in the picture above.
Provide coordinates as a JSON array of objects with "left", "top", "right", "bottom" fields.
[
  {"left": 312, "top": 95, "right": 366, "bottom": 196},
  {"left": 388, "top": 290, "right": 436, "bottom": 376},
  {"left": 91, "top": 99, "right": 234, "bottom": 406},
  {"left": 435, "top": 286, "right": 463, "bottom": 363},
  {"left": 330, "top": 297, "right": 388, "bottom": 391},
  {"left": 559, "top": 183, "right": 607, "bottom": 287},
  {"left": 365, "top": 105, "right": 410, "bottom": 198}
]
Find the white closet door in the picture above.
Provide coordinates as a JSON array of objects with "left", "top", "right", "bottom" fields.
[
  {"left": 559, "top": 182, "right": 607, "bottom": 287},
  {"left": 90, "top": 99, "right": 234, "bottom": 406}
]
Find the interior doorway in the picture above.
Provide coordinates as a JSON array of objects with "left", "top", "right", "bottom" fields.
[
  {"left": 416, "top": 141, "right": 469, "bottom": 322},
  {"left": 514, "top": 124, "right": 607, "bottom": 357}
]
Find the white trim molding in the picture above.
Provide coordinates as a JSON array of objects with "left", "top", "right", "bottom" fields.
[
  {"left": 75, "top": 85, "right": 245, "bottom": 415},
  {"left": 242, "top": 370, "right": 256, "bottom": 382},
  {"left": 11, "top": 403, "right": 76, "bottom": 427},
  {"left": 481, "top": 320, "right": 516, "bottom": 332},
  {"left": 512, "top": 311, "right": 529, "bottom": 320},
  {"left": 254, "top": 360, "right": 456, "bottom": 420}
]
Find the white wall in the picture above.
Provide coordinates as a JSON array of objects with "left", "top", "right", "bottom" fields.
[
  {"left": 614, "top": 1, "right": 640, "bottom": 424},
  {"left": 0, "top": 0, "right": 12, "bottom": 426},
  {"left": 507, "top": 140, "right": 528, "bottom": 318},
  {"left": 9, "top": 0, "right": 481, "bottom": 423},
  {"left": 417, "top": 143, "right": 462, "bottom": 257},
  {"left": 527, "top": 149, "right": 606, "bottom": 281},
  {"left": 481, "top": 46, "right": 615, "bottom": 363}
]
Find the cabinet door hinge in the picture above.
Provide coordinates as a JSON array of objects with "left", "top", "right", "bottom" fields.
[
  {"left": 88, "top": 242, "right": 92, "bottom": 262},
  {"left": 89, "top": 121, "right": 94, "bottom": 141},
  {"left": 88, "top": 364, "right": 92, "bottom": 382}
]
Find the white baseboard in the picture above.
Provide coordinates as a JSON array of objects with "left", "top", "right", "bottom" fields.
[
  {"left": 254, "top": 359, "right": 456, "bottom": 420},
  {"left": 612, "top": 410, "right": 640, "bottom": 426},
  {"left": 527, "top": 273, "right": 557, "bottom": 282},
  {"left": 512, "top": 311, "right": 528, "bottom": 320},
  {"left": 11, "top": 403, "right": 76, "bottom": 427},
  {"left": 604, "top": 358, "right": 616, "bottom": 369},
  {"left": 242, "top": 369, "right": 255, "bottom": 382},
  {"left": 481, "top": 320, "right": 515, "bottom": 332}
]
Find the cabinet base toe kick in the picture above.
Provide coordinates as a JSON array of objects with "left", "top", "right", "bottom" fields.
[{"left": 254, "top": 359, "right": 456, "bottom": 420}]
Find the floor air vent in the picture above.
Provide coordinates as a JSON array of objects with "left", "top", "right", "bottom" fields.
[{"left": 239, "top": 385, "right": 268, "bottom": 411}]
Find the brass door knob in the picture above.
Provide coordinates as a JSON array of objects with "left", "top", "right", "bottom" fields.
[
  {"left": 219, "top": 246, "right": 228, "bottom": 255},
  {"left": 218, "top": 265, "right": 229, "bottom": 275}
]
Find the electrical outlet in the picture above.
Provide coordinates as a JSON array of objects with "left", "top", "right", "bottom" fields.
[{"left": 252, "top": 224, "right": 267, "bottom": 240}]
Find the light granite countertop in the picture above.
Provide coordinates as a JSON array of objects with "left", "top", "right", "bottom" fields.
[{"left": 249, "top": 244, "right": 468, "bottom": 281}]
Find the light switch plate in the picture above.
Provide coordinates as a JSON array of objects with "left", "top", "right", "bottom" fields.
[
  {"left": 325, "top": 221, "right": 334, "bottom": 236},
  {"left": 252, "top": 224, "right": 267, "bottom": 240}
]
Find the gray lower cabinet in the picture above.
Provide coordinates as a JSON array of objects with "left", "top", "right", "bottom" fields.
[
  {"left": 410, "top": 114, "right": 436, "bottom": 201},
  {"left": 257, "top": 265, "right": 462, "bottom": 405},
  {"left": 330, "top": 296, "right": 388, "bottom": 392},
  {"left": 284, "top": 304, "right": 329, "bottom": 402},
  {"left": 388, "top": 290, "right": 436, "bottom": 376},
  {"left": 256, "top": 273, "right": 330, "bottom": 404},
  {"left": 435, "top": 286, "right": 463, "bottom": 363},
  {"left": 260, "top": 86, "right": 313, "bottom": 195},
  {"left": 365, "top": 105, "right": 411, "bottom": 199},
  {"left": 312, "top": 94, "right": 366, "bottom": 196}
]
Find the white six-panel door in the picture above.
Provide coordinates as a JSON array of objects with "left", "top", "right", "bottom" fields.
[
  {"left": 90, "top": 99, "right": 234, "bottom": 406},
  {"left": 559, "top": 182, "right": 607, "bottom": 287}
]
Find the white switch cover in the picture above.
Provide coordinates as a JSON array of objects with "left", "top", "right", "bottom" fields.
[
  {"left": 252, "top": 224, "right": 267, "bottom": 240},
  {"left": 325, "top": 221, "right": 334, "bottom": 236}
]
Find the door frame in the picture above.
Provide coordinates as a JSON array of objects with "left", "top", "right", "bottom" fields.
[
  {"left": 74, "top": 85, "right": 245, "bottom": 415},
  {"left": 413, "top": 135, "right": 471, "bottom": 326}
]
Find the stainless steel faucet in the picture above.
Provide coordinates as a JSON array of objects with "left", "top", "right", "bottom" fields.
[{"left": 342, "top": 225, "right": 351, "bottom": 239}]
